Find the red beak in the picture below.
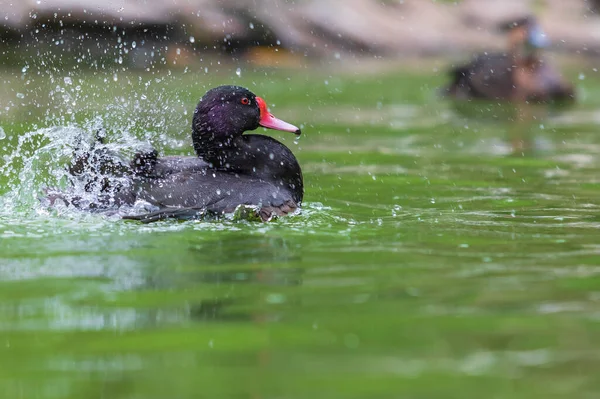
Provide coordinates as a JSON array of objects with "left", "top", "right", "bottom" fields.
[{"left": 256, "top": 97, "right": 301, "bottom": 136}]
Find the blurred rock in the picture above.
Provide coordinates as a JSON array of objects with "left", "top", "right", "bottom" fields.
[
  {"left": 1, "top": 0, "right": 600, "bottom": 60},
  {"left": 459, "top": 0, "right": 532, "bottom": 28}
]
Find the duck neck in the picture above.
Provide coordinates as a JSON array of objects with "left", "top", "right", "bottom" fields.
[
  {"left": 508, "top": 38, "right": 542, "bottom": 68},
  {"left": 511, "top": 51, "right": 542, "bottom": 72}
]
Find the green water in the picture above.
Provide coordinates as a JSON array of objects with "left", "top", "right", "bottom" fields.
[{"left": 1, "top": 62, "right": 600, "bottom": 398}]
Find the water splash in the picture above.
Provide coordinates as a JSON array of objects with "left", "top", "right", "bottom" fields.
[
  {"left": 0, "top": 119, "right": 337, "bottom": 233},
  {"left": 0, "top": 119, "right": 149, "bottom": 220}
]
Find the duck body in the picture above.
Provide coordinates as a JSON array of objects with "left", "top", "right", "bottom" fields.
[
  {"left": 443, "top": 16, "right": 575, "bottom": 105},
  {"left": 447, "top": 53, "right": 515, "bottom": 101},
  {"left": 128, "top": 134, "right": 302, "bottom": 222},
  {"left": 52, "top": 85, "right": 303, "bottom": 222},
  {"left": 446, "top": 52, "right": 574, "bottom": 103}
]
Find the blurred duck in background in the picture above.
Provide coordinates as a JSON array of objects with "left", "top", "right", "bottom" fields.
[{"left": 443, "top": 16, "right": 575, "bottom": 104}]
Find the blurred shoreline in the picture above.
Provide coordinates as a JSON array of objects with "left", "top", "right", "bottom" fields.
[{"left": 1, "top": 0, "right": 600, "bottom": 69}]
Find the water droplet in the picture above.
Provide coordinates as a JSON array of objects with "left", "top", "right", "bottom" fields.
[
  {"left": 113, "top": 73, "right": 118, "bottom": 82},
  {"left": 249, "top": 22, "right": 254, "bottom": 29},
  {"left": 579, "top": 73, "right": 586, "bottom": 80},
  {"left": 141, "top": 94, "right": 147, "bottom": 100},
  {"left": 216, "top": 189, "right": 221, "bottom": 195},
  {"left": 16, "top": 93, "right": 25, "bottom": 99},
  {"left": 118, "top": 56, "right": 123, "bottom": 64},
  {"left": 63, "top": 76, "right": 72, "bottom": 85},
  {"left": 189, "top": 36, "right": 195, "bottom": 43},
  {"left": 0, "top": 127, "right": 5, "bottom": 140},
  {"left": 269, "top": 153, "right": 274, "bottom": 160},
  {"left": 235, "top": 67, "right": 241, "bottom": 77},
  {"left": 132, "top": 41, "right": 136, "bottom": 48}
]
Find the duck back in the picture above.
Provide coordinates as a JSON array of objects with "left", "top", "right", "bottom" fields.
[{"left": 446, "top": 53, "right": 515, "bottom": 100}]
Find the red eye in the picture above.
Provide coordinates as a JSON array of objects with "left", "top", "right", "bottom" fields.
[{"left": 240, "top": 97, "right": 250, "bottom": 105}]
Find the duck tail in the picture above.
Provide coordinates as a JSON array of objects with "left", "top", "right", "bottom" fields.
[
  {"left": 551, "top": 83, "right": 577, "bottom": 104},
  {"left": 68, "top": 128, "right": 104, "bottom": 177},
  {"left": 68, "top": 128, "right": 129, "bottom": 176},
  {"left": 129, "top": 145, "right": 159, "bottom": 177},
  {"left": 439, "top": 65, "right": 470, "bottom": 98}
]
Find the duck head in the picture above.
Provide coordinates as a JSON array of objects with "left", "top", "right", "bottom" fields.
[
  {"left": 501, "top": 16, "right": 549, "bottom": 57},
  {"left": 191, "top": 85, "right": 300, "bottom": 157}
]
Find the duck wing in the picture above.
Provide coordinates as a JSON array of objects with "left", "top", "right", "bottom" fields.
[
  {"left": 132, "top": 155, "right": 210, "bottom": 178},
  {"left": 122, "top": 207, "right": 211, "bottom": 223},
  {"left": 126, "top": 171, "right": 298, "bottom": 222}
]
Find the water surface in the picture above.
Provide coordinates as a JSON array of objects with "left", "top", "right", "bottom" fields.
[{"left": 1, "top": 63, "right": 600, "bottom": 398}]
